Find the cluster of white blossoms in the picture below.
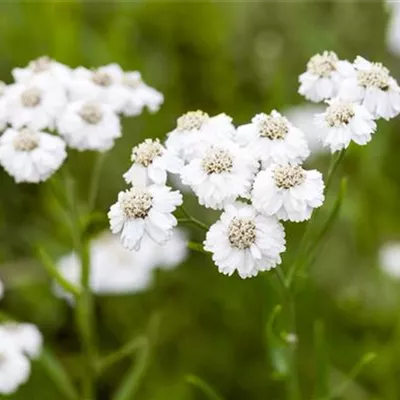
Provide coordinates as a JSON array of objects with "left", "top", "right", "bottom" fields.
[
  {"left": 299, "top": 51, "right": 400, "bottom": 152},
  {"left": 55, "top": 229, "right": 188, "bottom": 302},
  {"left": 0, "top": 283, "right": 43, "bottom": 394},
  {"left": 109, "top": 107, "right": 326, "bottom": 279},
  {"left": 0, "top": 56, "right": 163, "bottom": 183}
]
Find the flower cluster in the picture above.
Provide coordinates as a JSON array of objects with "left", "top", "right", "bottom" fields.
[
  {"left": 0, "top": 56, "right": 163, "bottom": 183},
  {"left": 55, "top": 229, "right": 188, "bottom": 302},
  {"left": 0, "top": 285, "right": 43, "bottom": 394},
  {"left": 299, "top": 51, "right": 400, "bottom": 152},
  {"left": 109, "top": 108, "right": 325, "bottom": 279}
]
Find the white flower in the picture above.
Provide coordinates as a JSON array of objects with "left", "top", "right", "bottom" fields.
[
  {"left": 108, "top": 185, "right": 182, "bottom": 250},
  {"left": 55, "top": 230, "right": 188, "bottom": 300},
  {"left": 298, "top": 51, "right": 352, "bottom": 102},
  {"left": 180, "top": 141, "right": 258, "bottom": 210},
  {"left": 204, "top": 202, "right": 286, "bottom": 279},
  {"left": 379, "top": 242, "right": 400, "bottom": 279},
  {"left": 314, "top": 98, "right": 376, "bottom": 152},
  {"left": 165, "top": 111, "right": 235, "bottom": 162},
  {"left": 252, "top": 163, "right": 325, "bottom": 222},
  {"left": 4, "top": 77, "right": 67, "bottom": 130},
  {"left": 12, "top": 56, "right": 72, "bottom": 88},
  {"left": 339, "top": 56, "right": 400, "bottom": 120},
  {"left": 235, "top": 110, "right": 310, "bottom": 167},
  {"left": 284, "top": 104, "right": 326, "bottom": 155},
  {"left": 0, "top": 323, "right": 42, "bottom": 359},
  {"left": 120, "top": 71, "right": 164, "bottom": 116},
  {"left": 387, "top": 3, "right": 400, "bottom": 57},
  {"left": 68, "top": 64, "right": 127, "bottom": 112},
  {"left": 0, "top": 82, "right": 10, "bottom": 132},
  {"left": 123, "top": 139, "right": 182, "bottom": 186},
  {"left": 0, "top": 334, "right": 31, "bottom": 395},
  {"left": 0, "top": 127, "right": 67, "bottom": 183},
  {"left": 0, "top": 278, "right": 3, "bottom": 300},
  {"left": 57, "top": 100, "right": 121, "bottom": 152}
]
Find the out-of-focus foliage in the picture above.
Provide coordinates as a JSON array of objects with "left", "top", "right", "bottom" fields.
[{"left": 0, "top": 1, "right": 400, "bottom": 399}]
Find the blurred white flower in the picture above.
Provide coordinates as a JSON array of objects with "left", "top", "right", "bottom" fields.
[
  {"left": 165, "top": 111, "right": 235, "bottom": 162},
  {"left": 108, "top": 185, "right": 182, "bottom": 250},
  {"left": 235, "top": 110, "right": 310, "bottom": 167},
  {"left": 387, "top": 2, "right": 400, "bottom": 57},
  {"left": 298, "top": 51, "right": 352, "bottom": 102},
  {"left": 252, "top": 163, "right": 325, "bottom": 222},
  {"left": 0, "top": 323, "right": 42, "bottom": 359},
  {"left": 0, "top": 82, "right": 10, "bottom": 132},
  {"left": 314, "top": 98, "right": 376, "bottom": 153},
  {"left": 0, "top": 127, "right": 67, "bottom": 183},
  {"left": 0, "top": 278, "right": 3, "bottom": 300},
  {"left": 12, "top": 56, "right": 72, "bottom": 88},
  {"left": 379, "top": 242, "right": 400, "bottom": 279},
  {"left": 120, "top": 71, "right": 164, "bottom": 116},
  {"left": 55, "top": 230, "right": 188, "bottom": 301},
  {"left": 181, "top": 141, "right": 258, "bottom": 210},
  {"left": 4, "top": 76, "right": 67, "bottom": 130},
  {"left": 57, "top": 100, "right": 121, "bottom": 152},
  {"left": 204, "top": 202, "right": 286, "bottom": 279},
  {"left": 0, "top": 332, "right": 31, "bottom": 395},
  {"left": 284, "top": 104, "right": 326, "bottom": 154},
  {"left": 339, "top": 56, "right": 400, "bottom": 120},
  {"left": 123, "top": 139, "right": 182, "bottom": 187},
  {"left": 68, "top": 64, "right": 127, "bottom": 112}
]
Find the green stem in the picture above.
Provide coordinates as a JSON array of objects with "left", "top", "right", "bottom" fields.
[
  {"left": 186, "top": 375, "right": 225, "bottom": 400},
  {"left": 177, "top": 210, "right": 209, "bottom": 231},
  {"left": 88, "top": 153, "right": 107, "bottom": 213},
  {"left": 325, "top": 148, "right": 346, "bottom": 192}
]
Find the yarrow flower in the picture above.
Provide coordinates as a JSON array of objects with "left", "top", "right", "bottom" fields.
[
  {"left": 299, "top": 51, "right": 352, "bottom": 102},
  {"left": 339, "top": 56, "right": 400, "bottom": 120},
  {"left": 57, "top": 100, "right": 121, "bottom": 152},
  {"left": 314, "top": 98, "right": 376, "bottom": 152},
  {"left": 204, "top": 202, "right": 286, "bottom": 278},
  {"left": 236, "top": 110, "right": 310, "bottom": 166},
  {"left": 379, "top": 242, "right": 400, "bottom": 279},
  {"left": 0, "top": 127, "right": 67, "bottom": 183},
  {"left": 181, "top": 141, "right": 258, "bottom": 209},
  {"left": 252, "top": 163, "right": 325, "bottom": 222},
  {"left": 123, "top": 139, "right": 182, "bottom": 186},
  {"left": 166, "top": 111, "right": 235, "bottom": 162},
  {"left": 108, "top": 185, "right": 182, "bottom": 250}
]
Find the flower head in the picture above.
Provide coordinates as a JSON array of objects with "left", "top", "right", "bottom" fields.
[
  {"left": 252, "top": 163, "right": 325, "bottom": 222},
  {"left": 204, "top": 202, "right": 286, "bottom": 278},
  {"left": 0, "top": 127, "right": 67, "bottom": 183},
  {"left": 108, "top": 184, "right": 182, "bottom": 250}
]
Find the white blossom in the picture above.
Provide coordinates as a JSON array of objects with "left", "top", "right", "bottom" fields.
[
  {"left": 235, "top": 110, "right": 310, "bottom": 167},
  {"left": 204, "top": 202, "right": 286, "bottom": 279},
  {"left": 252, "top": 163, "right": 325, "bottom": 222},
  {"left": 108, "top": 185, "right": 182, "bottom": 250},
  {"left": 57, "top": 100, "right": 121, "bottom": 152},
  {"left": 180, "top": 141, "right": 258, "bottom": 210},
  {"left": 123, "top": 139, "right": 182, "bottom": 186},
  {"left": 0, "top": 127, "right": 67, "bottom": 183},
  {"left": 379, "top": 242, "right": 400, "bottom": 279},
  {"left": 314, "top": 98, "right": 376, "bottom": 152}
]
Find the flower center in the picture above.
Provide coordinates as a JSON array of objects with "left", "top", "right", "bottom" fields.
[
  {"left": 256, "top": 113, "right": 289, "bottom": 140},
  {"left": 357, "top": 63, "right": 390, "bottom": 90},
  {"left": 21, "top": 87, "right": 41, "bottom": 107},
  {"left": 120, "top": 187, "right": 153, "bottom": 219},
  {"left": 307, "top": 51, "right": 338, "bottom": 78},
  {"left": 92, "top": 71, "right": 112, "bottom": 87},
  {"left": 228, "top": 218, "right": 257, "bottom": 249},
  {"left": 176, "top": 110, "right": 209, "bottom": 132},
  {"left": 79, "top": 103, "right": 103, "bottom": 125},
  {"left": 30, "top": 56, "right": 51, "bottom": 73},
  {"left": 325, "top": 102, "right": 355, "bottom": 127},
  {"left": 131, "top": 139, "right": 163, "bottom": 167},
  {"left": 274, "top": 165, "right": 305, "bottom": 189},
  {"left": 202, "top": 148, "right": 233, "bottom": 174},
  {"left": 13, "top": 128, "right": 40, "bottom": 151}
]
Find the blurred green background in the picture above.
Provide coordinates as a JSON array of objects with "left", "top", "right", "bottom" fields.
[{"left": 1, "top": 1, "right": 400, "bottom": 399}]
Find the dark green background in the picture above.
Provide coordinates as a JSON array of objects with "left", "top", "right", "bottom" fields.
[{"left": 1, "top": 1, "right": 400, "bottom": 399}]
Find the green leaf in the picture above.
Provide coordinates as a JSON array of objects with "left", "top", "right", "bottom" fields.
[
  {"left": 185, "top": 374, "right": 225, "bottom": 400},
  {"left": 35, "top": 246, "right": 80, "bottom": 297},
  {"left": 38, "top": 348, "right": 79, "bottom": 400}
]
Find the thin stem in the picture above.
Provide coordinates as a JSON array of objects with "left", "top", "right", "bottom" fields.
[
  {"left": 177, "top": 209, "right": 209, "bottom": 231},
  {"left": 88, "top": 153, "right": 107, "bottom": 213},
  {"left": 325, "top": 148, "right": 346, "bottom": 193}
]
